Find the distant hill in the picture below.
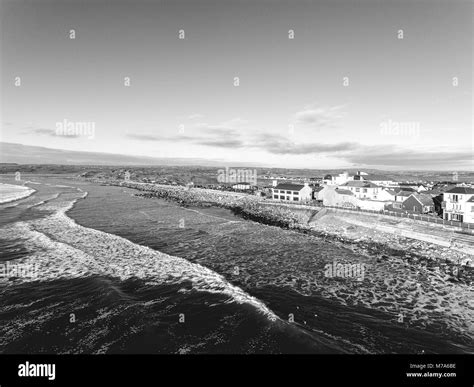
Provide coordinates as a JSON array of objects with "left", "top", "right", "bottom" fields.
[{"left": 0, "top": 142, "right": 253, "bottom": 167}]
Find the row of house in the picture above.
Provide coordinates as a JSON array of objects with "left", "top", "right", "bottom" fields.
[{"left": 270, "top": 172, "right": 474, "bottom": 224}]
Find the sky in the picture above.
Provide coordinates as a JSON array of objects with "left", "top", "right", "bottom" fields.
[{"left": 0, "top": 0, "right": 472, "bottom": 170}]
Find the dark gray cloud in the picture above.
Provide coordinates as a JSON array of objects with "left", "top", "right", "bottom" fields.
[
  {"left": 24, "top": 127, "right": 80, "bottom": 138},
  {"left": 126, "top": 130, "right": 472, "bottom": 169},
  {"left": 126, "top": 133, "right": 162, "bottom": 141},
  {"left": 253, "top": 133, "right": 358, "bottom": 154},
  {"left": 126, "top": 124, "right": 242, "bottom": 147},
  {"left": 344, "top": 145, "right": 473, "bottom": 167},
  {"left": 196, "top": 139, "right": 244, "bottom": 148}
]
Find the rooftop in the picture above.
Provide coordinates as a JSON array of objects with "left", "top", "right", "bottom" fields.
[
  {"left": 382, "top": 189, "right": 397, "bottom": 196},
  {"left": 341, "top": 181, "right": 380, "bottom": 188},
  {"left": 395, "top": 187, "right": 416, "bottom": 193},
  {"left": 335, "top": 189, "right": 354, "bottom": 195},
  {"left": 274, "top": 183, "right": 305, "bottom": 191},
  {"left": 364, "top": 174, "right": 393, "bottom": 181},
  {"left": 395, "top": 191, "right": 413, "bottom": 197},
  {"left": 445, "top": 187, "right": 474, "bottom": 194},
  {"left": 410, "top": 193, "right": 434, "bottom": 206}
]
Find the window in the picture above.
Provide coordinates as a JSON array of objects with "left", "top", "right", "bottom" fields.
[
  {"left": 273, "top": 195, "right": 278, "bottom": 199},
  {"left": 280, "top": 195, "right": 285, "bottom": 199},
  {"left": 286, "top": 196, "right": 290, "bottom": 200},
  {"left": 393, "top": 203, "right": 402, "bottom": 209},
  {"left": 471, "top": 206, "right": 474, "bottom": 212},
  {"left": 274, "top": 190, "right": 279, "bottom": 193},
  {"left": 356, "top": 188, "right": 360, "bottom": 192},
  {"left": 293, "top": 197, "right": 299, "bottom": 201},
  {"left": 452, "top": 195, "right": 459, "bottom": 203},
  {"left": 286, "top": 191, "right": 291, "bottom": 194},
  {"left": 363, "top": 189, "right": 367, "bottom": 193}
]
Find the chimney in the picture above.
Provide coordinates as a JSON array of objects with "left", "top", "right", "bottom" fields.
[{"left": 272, "top": 180, "right": 278, "bottom": 187}]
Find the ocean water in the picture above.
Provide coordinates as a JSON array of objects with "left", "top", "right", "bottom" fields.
[{"left": 0, "top": 176, "right": 472, "bottom": 354}]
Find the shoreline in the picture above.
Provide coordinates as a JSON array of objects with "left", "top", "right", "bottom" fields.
[
  {"left": 0, "top": 183, "right": 36, "bottom": 204},
  {"left": 80, "top": 178, "right": 473, "bottom": 282}
]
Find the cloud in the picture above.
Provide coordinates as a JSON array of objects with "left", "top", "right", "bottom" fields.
[
  {"left": 23, "top": 127, "right": 80, "bottom": 138},
  {"left": 251, "top": 133, "right": 358, "bottom": 155},
  {"left": 196, "top": 126, "right": 240, "bottom": 138},
  {"left": 293, "top": 104, "right": 346, "bottom": 128},
  {"left": 196, "top": 139, "right": 245, "bottom": 148},
  {"left": 125, "top": 115, "right": 471, "bottom": 169},
  {"left": 126, "top": 133, "right": 162, "bottom": 141},
  {"left": 127, "top": 121, "right": 245, "bottom": 147},
  {"left": 343, "top": 145, "right": 473, "bottom": 167}
]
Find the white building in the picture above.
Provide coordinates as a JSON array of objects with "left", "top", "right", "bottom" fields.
[
  {"left": 322, "top": 172, "right": 353, "bottom": 186},
  {"left": 317, "top": 186, "right": 358, "bottom": 207},
  {"left": 272, "top": 183, "right": 313, "bottom": 202},
  {"left": 339, "top": 181, "right": 381, "bottom": 200},
  {"left": 377, "top": 188, "right": 397, "bottom": 202},
  {"left": 443, "top": 187, "right": 474, "bottom": 223},
  {"left": 394, "top": 190, "right": 412, "bottom": 203},
  {"left": 357, "top": 199, "right": 386, "bottom": 211},
  {"left": 353, "top": 172, "right": 395, "bottom": 187}
]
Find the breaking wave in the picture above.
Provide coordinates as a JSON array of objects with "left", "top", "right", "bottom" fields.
[{"left": 0, "top": 189, "right": 279, "bottom": 322}]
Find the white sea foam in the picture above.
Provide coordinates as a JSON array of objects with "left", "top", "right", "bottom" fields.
[
  {"left": 0, "top": 190, "right": 279, "bottom": 322},
  {"left": 0, "top": 184, "right": 36, "bottom": 204}
]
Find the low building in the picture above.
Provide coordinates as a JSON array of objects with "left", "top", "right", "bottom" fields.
[
  {"left": 334, "top": 189, "right": 358, "bottom": 207},
  {"left": 442, "top": 186, "right": 474, "bottom": 223},
  {"left": 402, "top": 193, "right": 435, "bottom": 214},
  {"left": 318, "top": 186, "right": 358, "bottom": 207},
  {"left": 376, "top": 188, "right": 397, "bottom": 202},
  {"left": 272, "top": 183, "right": 313, "bottom": 202},
  {"left": 339, "top": 180, "right": 381, "bottom": 200},
  {"left": 358, "top": 199, "right": 386, "bottom": 211},
  {"left": 394, "top": 190, "right": 412, "bottom": 202},
  {"left": 232, "top": 182, "right": 252, "bottom": 190}
]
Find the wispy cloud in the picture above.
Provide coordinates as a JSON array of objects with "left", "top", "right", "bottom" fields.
[
  {"left": 23, "top": 127, "right": 81, "bottom": 138},
  {"left": 293, "top": 104, "right": 346, "bottom": 128}
]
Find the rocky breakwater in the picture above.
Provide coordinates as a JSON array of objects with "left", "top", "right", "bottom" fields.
[
  {"left": 114, "top": 180, "right": 319, "bottom": 229},
  {"left": 121, "top": 181, "right": 260, "bottom": 207}
]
